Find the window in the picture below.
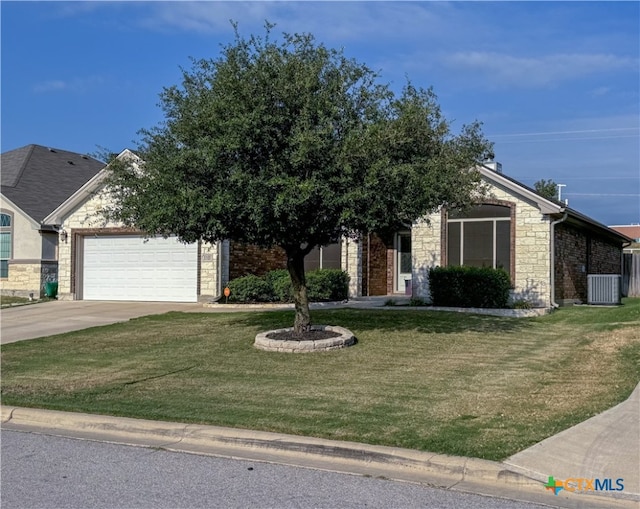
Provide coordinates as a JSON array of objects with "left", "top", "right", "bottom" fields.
[
  {"left": 447, "top": 204, "right": 511, "bottom": 271},
  {"left": 0, "top": 213, "right": 11, "bottom": 278},
  {"left": 304, "top": 241, "right": 342, "bottom": 272}
]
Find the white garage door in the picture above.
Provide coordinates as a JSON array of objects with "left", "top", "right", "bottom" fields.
[{"left": 82, "top": 235, "right": 198, "bottom": 302}]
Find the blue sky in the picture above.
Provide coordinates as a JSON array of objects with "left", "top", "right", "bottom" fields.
[{"left": 2, "top": 1, "right": 639, "bottom": 226}]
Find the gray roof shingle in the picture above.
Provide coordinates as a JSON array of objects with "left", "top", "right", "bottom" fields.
[{"left": 1, "top": 144, "right": 105, "bottom": 224}]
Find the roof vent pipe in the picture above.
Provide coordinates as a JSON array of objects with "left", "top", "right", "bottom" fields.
[{"left": 483, "top": 160, "right": 503, "bottom": 173}]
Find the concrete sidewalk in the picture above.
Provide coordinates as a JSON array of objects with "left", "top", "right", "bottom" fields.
[
  {"left": 505, "top": 383, "right": 640, "bottom": 499},
  {"left": 1, "top": 400, "right": 638, "bottom": 509}
]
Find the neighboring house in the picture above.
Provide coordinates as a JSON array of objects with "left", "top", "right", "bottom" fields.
[
  {"left": 46, "top": 151, "right": 630, "bottom": 307},
  {"left": 0, "top": 145, "right": 104, "bottom": 297},
  {"left": 609, "top": 225, "right": 640, "bottom": 253}
]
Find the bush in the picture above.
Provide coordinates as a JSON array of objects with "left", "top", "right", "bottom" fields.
[
  {"left": 226, "top": 274, "right": 274, "bottom": 303},
  {"left": 225, "top": 269, "right": 350, "bottom": 303},
  {"left": 428, "top": 266, "right": 511, "bottom": 309},
  {"left": 306, "top": 269, "right": 350, "bottom": 302},
  {"left": 265, "top": 269, "right": 293, "bottom": 302}
]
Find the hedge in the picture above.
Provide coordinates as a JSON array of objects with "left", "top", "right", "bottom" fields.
[
  {"left": 428, "top": 266, "right": 511, "bottom": 309},
  {"left": 225, "top": 269, "right": 349, "bottom": 303}
]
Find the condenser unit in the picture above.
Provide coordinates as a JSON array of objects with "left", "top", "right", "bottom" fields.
[{"left": 587, "top": 275, "right": 621, "bottom": 305}]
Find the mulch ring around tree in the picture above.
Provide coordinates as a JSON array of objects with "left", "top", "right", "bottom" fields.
[
  {"left": 266, "top": 330, "right": 340, "bottom": 341},
  {"left": 255, "top": 325, "right": 356, "bottom": 352}
]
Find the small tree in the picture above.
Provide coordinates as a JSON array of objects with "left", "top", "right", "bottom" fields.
[
  {"left": 534, "top": 179, "right": 559, "bottom": 201},
  {"left": 104, "top": 25, "right": 493, "bottom": 333}
]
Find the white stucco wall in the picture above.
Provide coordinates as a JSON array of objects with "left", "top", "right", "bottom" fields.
[
  {"left": 0, "top": 199, "right": 42, "bottom": 260},
  {"left": 0, "top": 198, "right": 55, "bottom": 296}
]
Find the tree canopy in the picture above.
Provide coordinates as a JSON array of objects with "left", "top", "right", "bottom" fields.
[
  {"left": 105, "top": 25, "right": 493, "bottom": 332},
  {"left": 534, "top": 179, "right": 559, "bottom": 201}
]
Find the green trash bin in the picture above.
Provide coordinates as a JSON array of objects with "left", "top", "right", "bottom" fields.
[{"left": 44, "top": 281, "right": 58, "bottom": 298}]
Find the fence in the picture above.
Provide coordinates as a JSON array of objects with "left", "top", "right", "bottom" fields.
[{"left": 623, "top": 253, "right": 640, "bottom": 298}]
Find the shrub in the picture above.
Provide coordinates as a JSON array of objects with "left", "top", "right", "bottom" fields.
[
  {"left": 225, "top": 269, "right": 350, "bottom": 303},
  {"left": 428, "top": 266, "right": 511, "bottom": 309},
  {"left": 226, "top": 274, "right": 274, "bottom": 303},
  {"left": 409, "top": 296, "right": 427, "bottom": 307},
  {"left": 265, "top": 269, "right": 293, "bottom": 302},
  {"left": 306, "top": 269, "right": 350, "bottom": 302}
]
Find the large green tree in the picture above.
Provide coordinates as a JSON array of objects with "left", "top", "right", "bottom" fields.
[
  {"left": 105, "top": 26, "right": 493, "bottom": 332},
  {"left": 534, "top": 179, "right": 559, "bottom": 201}
]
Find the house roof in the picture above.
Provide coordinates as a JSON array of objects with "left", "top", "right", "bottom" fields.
[
  {"left": 609, "top": 225, "right": 640, "bottom": 242},
  {"left": 479, "top": 164, "right": 633, "bottom": 245},
  {"left": 43, "top": 149, "right": 140, "bottom": 226},
  {"left": 1, "top": 144, "right": 105, "bottom": 224}
]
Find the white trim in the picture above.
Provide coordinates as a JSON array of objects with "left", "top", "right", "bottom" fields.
[
  {"left": 0, "top": 195, "right": 40, "bottom": 229},
  {"left": 43, "top": 149, "right": 139, "bottom": 225},
  {"left": 478, "top": 165, "right": 563, "bottom": 215}
]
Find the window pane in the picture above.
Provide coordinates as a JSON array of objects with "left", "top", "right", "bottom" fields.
[
  {"left": 450, "top": 204, "right": 510, "bottom": 219},
  {"left": 496, "top": 221, "right": 511, "bottom": 271},
  {"left": 304, "top": 247, "right": 321, "bottom": 272},
  {"left": 463, "top": 221, "right": 493, "bottom": 267},
  {"left": 321, "top": 242, "right": 341, "bottom": 269},
  {"left": 0, "top": 260, "right": 7, "bottom": 278},
  {"left": 0, "top": 214, "right": 10, "bottom": 227},
  {"left": 447, "top": 222, "right": 461, "bottom": 266},
  {"left": 399, "top": 234, "right": 411, "bottom": 273},
  {"left": 0, "top": 232, "right": 10, "bottom": 259}
]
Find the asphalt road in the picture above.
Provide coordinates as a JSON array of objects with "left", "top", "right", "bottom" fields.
[{"left": 1, "top": 430, "right": 552, "bottom": 509}]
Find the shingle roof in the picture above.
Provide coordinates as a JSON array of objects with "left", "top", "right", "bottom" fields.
[{"left": 1, "top": 144, "right": 105, "bottom": 224}]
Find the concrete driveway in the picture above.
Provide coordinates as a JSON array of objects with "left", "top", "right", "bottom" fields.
[{"left": 0, "top": 300, "right": 205, "bottom": 344}]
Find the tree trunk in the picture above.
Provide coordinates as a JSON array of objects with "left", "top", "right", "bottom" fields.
[{"left": 287, "top": 250, "right": 311, "bottom": 333}]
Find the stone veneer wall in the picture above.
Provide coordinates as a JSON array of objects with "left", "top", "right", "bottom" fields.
[
  {"left": 412, "top": 214, "right": 443, "bottom": 300},
  {"left": 342, "top": 236, "right": 362, "bottom": 298},
  {"left": 1, "top": 260, "right": 58, "bottom": 298},
  {"left": 412, "top": 180, "right": 553, "bottom": 308},
  {"left": 57, "top": 187, "right": 219, "bottom": 301},
  {"left": 1, "top": 262, "right": 42, "bottom": 297}
]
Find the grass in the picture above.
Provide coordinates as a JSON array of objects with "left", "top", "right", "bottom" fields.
[
  {"left": 1, "top": 299, "right": 639, "bottom": 461},
  {"left": 1, "top": 296, "right": 31, "bottom": 306}
]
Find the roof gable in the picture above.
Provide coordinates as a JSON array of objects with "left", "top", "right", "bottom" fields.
[
  {"left": 479, "top": 164, "right": 631, "bottom": 244},
  {"left": 1, "top": 144, "right": 105, "bottom": 223},
  {"left": 44, "top": 149, "right": 140, "bottom": 225}
]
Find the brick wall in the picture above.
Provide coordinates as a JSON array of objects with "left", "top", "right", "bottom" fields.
[
  {"left": 228, "top": 241, "right": 287, "bottom": 282},
  {"left": 555, "top": 223, "right": 622, "bottom": 303},
  {"left": 555, "top": 224, "right": 588, "bottom": 302},
  {"left": 590, "top": 237, "right": 622, "bottom": 274},
  {"left": 361, "top": 233, "right": 392, "bottom": 296}
]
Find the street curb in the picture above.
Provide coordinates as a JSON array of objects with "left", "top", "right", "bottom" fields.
[
  {"left": 1, "top": 405, "right": 535, "bottom": 488},
  {"left": 3, "top": 406, "right": 637, "bottom": 508}
]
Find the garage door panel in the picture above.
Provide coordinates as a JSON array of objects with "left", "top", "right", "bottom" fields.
[{"left": 82, "top": 235, "right": 198, "bottom": 302}]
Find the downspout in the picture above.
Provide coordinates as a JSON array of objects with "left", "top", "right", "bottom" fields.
[
  {"left": 550, "top": 212, "right": 569, "bottom": 308},
  {"left": 216, "top": 240, "right": 222, "bottom": 301},
  {"left": 367, "top": 233, "right": 371, "bottom": 297}
]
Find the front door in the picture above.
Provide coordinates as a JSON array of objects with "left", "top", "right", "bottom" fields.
[{"left": 395, "top": 231, "right": 412, "bottom": 294}]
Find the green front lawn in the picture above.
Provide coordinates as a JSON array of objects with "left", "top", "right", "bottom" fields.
[{"left": 2, "top": 300, "right": 639, "bottom": 461}]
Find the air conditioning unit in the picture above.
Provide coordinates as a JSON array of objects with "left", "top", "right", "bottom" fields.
[{"left": 587, "top": 275, "right": 621, "bottom": 305}]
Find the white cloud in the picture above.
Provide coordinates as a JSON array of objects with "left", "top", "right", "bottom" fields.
[
  {"left": 133, "top": 1, "right": 449, "bottom": 42},
  {"left": 443, "top": 51, "right": 638, "bottom": 88},
  {"left": 33, "top": 75, "right": 105, "bottom": 94}
]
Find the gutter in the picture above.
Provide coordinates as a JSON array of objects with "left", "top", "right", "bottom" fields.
[{"left": 550, "top": 212, "right": 569, "bottom": 308}]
